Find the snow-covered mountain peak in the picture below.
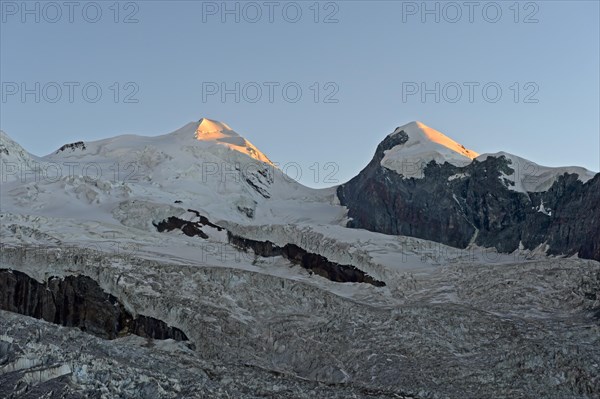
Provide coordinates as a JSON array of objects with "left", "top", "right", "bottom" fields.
[
  {"left": 195, "top": 118, "right": 234, "bottom": 136},
  {"left": 391, "top": 121, "right": 479, "bottom": 160},
  {"left": 37, "top": 118, "right": 274, "bottom": 168},
  {"left": 181, "top": 118, "right": 273, "bottom": 165},
  {"left": 382, "top": 121, "right": 479, "bottom": 178}
]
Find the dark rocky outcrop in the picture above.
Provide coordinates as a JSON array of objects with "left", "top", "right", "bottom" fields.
[
  {"left": 237, "top": 205, "right": 255, "bottom": 218},
  {"left": 227, "top": 233, "right": 386, "bottom": 287},
  {"left": 529, "top": 175, "right": 600, "bottom": 261},
  {"left": 245, "top": 178, "right": 271, "bottom": 199},
  {"left": 154, "top": 211, "right": 384, "bottom": 286},
  {"left": 153, "top": 209, "right": 224, "bottom": 239},
  {"left": 337, "top": 129, "right": 600, "bottom": 261},
  {"left": 55, "top": 141, "right": 86, "bottom": 153},
  {"left": 186, "top": 209, "right": 224, "bottom": 231},
  {"left": 0, "top": 269, "right": 189, "bottom": 342},
  {"left": 154, "top": 216, "right": 209, "bottom": 238}
]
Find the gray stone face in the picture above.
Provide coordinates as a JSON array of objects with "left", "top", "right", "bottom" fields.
[
  {"left": 337, "top": 131, "right": 600, "bottom": 261},
  {"left": 0, "top": 269, "right": 189, "bottom": 342}
]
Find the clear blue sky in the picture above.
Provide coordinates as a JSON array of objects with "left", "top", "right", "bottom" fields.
[{"left": 1, "top": 0, "right": 598, "bottom": 187}]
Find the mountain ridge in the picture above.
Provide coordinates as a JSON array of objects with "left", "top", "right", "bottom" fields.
[
  {"left": 2, "top": 120, "right": 596, "bottom": 180},
  {"left": 2, "top": 119, "right": 598, "bottom": 261}
]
